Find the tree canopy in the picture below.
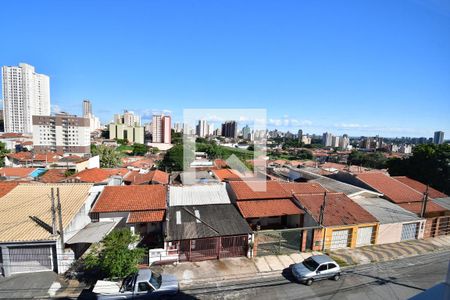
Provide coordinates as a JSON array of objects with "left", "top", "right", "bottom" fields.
[
  {"left": 0, "top": 142, "right": 10, "bottom": 167},
  {"left": 131, "top": 143, "right": 148, "bottom": 156},
  {"left": 387, "top": 144, "right": 450, "bottom": 194},
  {"left": 91, "top": 144, "right": 123, "bottom": 168},
  {"left": 158, "top": 144, "right": 194, "bottom": 172},
  {"left": 347, "top": 150, "right": 387, "bottom": 169},
  {"left": 84, "top": 229, "right": 145, "bottom": 279}
]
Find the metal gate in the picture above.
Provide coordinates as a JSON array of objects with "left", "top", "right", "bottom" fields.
[
  {"left": 356, "top": 226, "right": 374, "bottom": 247},
  {"left": 330, "top": 229, "right": 350, "bottom": 250},
  {"left": 437, "top": 217, "right": 450, "bottom": 236},
  {"left": 255, "top": 229, "right": 304, "bottom": 256},
  {"left": 9, "top": 246, "right": 53, "bottom": 274},
  {"left": 401, "top": 222, "right": 418, "bottom": 241},
  {"left": 220, "top": 235, "right": 248, "bottom": 258}
]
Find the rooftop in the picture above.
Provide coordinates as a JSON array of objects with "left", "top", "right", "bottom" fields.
[
  {"left": 211, "top": 169, "right": 242, "bottom": 181},
  {"left": 228, "top": 180, "right": 291, "bottom": 200},
  {"left": 393, "top": 176, "right": 447, "bottom": 199},
  {"left": 356, "top": 173, "right": 423, "bottom": 203},
  {"left": 0, "top": 168, "right": 37, "bottom": 178},
  {"left": 166, "top": 204, "right": 252, "bottom": 241},
  {"left": 169, "top": 183, "right": 231, "bottom": 206},
  {"left": 236, "top": 199, "right": 303, "bottom": 218},
  {"left": 280, "top": 182, "right": 328, "bottom": 195},
  {"left": 39, "top": 169, "right": 67, "bottom": 183},
  {"left": 352, "top": 196, "right": 422, "bottom": 224},
  {"left": 0, "top": 183, "right": 93, "bottom": 243},
  {"left": 123, "top": 170, "right": 169, "bottom": 185},
  {"left": 0, "top": 181, "right": 19, "bottom": 198},
  {"left": 294, "top": 192, "right": 378, "bottom": 227},
  {"left": 397, "top": 201, "right": 448, "bottom": 216},
  {"left": 91, "top": 185, "right": 167, "bottom": 213},
  {"left": 68, "top": 168, "right": 129, "bottom": 183}
]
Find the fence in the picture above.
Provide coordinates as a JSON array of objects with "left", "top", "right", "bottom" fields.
[{"left": 255, "top": 227, "right": 319, "bottom": 256}]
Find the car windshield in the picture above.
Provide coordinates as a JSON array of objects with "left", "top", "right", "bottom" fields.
[
  {"left": 149, "top": 272, "right": 162, "bottom": 289},
  {"left": 302, "top": 257, "right": 320, "bottom": 271}
]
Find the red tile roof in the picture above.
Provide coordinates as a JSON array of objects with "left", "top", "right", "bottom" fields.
[
  {"left": 214, "top": 159, "right": 228, "bottom": 169},
  {"left": 92, "top": 185, "right": 167, "bottom": 213},
  {"left": 228, "top": 181, "right": 291, "bottom": 200},
  {"left": 124, "top": 170, "right": 169, "bottom": 185},
  {"left": 7, "top": 152, "right": 61, "bottom": 163},
  {"left": 294, "top": 193, "right": 377, "bottom": 227},
  {"left": 39, "top": 169, "right": 67, "bottom": 183},
  {"left": 356, "top": 172, "right": 423, "bottom": 203},
  {"left": 280, "top": 182, "right": 328, "bottom": 195},
  {"left": 0, "top": 168, "right": 36, "bottom": 178},
  {"left": 127, "top": 210, "right": 165, "bottom": 223},
  {"left": 0, "top": 182, "right": 19, "bottom": 197},
  {"left": 393, "top": 176, "right": 447, "bottom": 199},
  {"left": 236, "top": 199, "right": 303, "bottom": 218},
  {"left": 212, "top": 169, "right": 242, "bottom": 182},
  {"left": 397, "top": 201, "right": 448, "bottom": 215},
  {"left": 69, "top": 168, "right": 129, "bottom": 183}
]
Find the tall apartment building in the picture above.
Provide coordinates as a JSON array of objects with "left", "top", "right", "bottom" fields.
[
  {"left": 109, "top": 123, "right": 144, "bottom": 144},
  {"left": 151, "top": 114, "right": 171, "bottom": 143},
  {"left": 339, "top": 134, "right": 350, "bottom": 149},
  {"left": 32, "top": 113, "right": 90, "bottom": 155},
  {"left": 434, "top": 131, "right": 444, "bottom": 145},
  {"left": 222, "top": 121, "right": 238, "bottom": 139},
  {"left": 114, "top": 110, "right": 140, "bottom": 127},
  {"left": 82, "top": 99, "right": 100, "bottom": 132},
  {"left": 196, "top": 120, "right": 209, "bottom": 137},
  {"left": 242, "top": 124, "right": 252, "bottom": 140},
  {"left": 2, "top": 63, "right": 50, "bottom": 133},
  {"left": 322, "top": 132, "right": 333, "bottom": 147}
]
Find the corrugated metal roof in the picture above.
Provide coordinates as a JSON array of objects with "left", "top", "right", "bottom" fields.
[
  {"left": 66, "top": 220, "right": 119, "bottom": 244},
  {"left": 166, "top": 204, "right": 252, "bottom": 241},
  {"left": 169, "top": 183, "right": 231, "bottom": 206},
  {"left": 0, "top": 183, "right": 93, "bottom": 243},
  {"left": 433, "top": 197, "right": 450, "bottom": 211},
  {"left": 352, "top": 196, "right": 422, "bottom": 224}
]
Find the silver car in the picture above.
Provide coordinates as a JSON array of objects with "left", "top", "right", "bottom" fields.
[{"left": 291, "top": 255, "right": 341, "bottom": 286}]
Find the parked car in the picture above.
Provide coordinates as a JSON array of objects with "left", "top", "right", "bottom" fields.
[
  {"left": 291, "top": 255, "right": 341, "bottom": 285},
  {"left": 93, "top": 269, "right": 179, "bottom": 299}
]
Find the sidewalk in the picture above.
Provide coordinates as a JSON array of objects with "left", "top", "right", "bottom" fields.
[{"left": 161, "top": 235, "right": 450, "bottom": 289}]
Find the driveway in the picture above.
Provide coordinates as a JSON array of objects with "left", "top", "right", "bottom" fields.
[{"left": 0, "top": 271, "right": 61, "bottom": 299}]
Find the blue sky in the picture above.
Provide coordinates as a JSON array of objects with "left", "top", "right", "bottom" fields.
[{"left": 1, "top": 0, "right": 449, "bottom": 137}]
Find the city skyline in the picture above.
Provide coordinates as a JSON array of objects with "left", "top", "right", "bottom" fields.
[{"left": 1, "top": 1, "right": 449, "bottom": 137}]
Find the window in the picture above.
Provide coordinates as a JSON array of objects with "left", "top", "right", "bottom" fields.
[
  {"left": 138, "top": 282, "right": 154, "bottom": 292},
  {"left": 327, "top": 263, "right": 337, "bottom": 270},
  {"left": 317, "top": 264, "right": 327, "bottom": 272}
]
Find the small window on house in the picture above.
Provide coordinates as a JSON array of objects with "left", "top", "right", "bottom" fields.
[{"left": 90, "top": 212, "right": 99, "bottom": 222}]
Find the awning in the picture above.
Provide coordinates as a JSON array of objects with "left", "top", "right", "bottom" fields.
[
  {"left": 126, "top": 210, "right": 165, "bottom": 223},
  {"left": 236, "top": 199, "right": 303, "bottom": 218},
  {"left": 66, "top": 221, "right": 119, "bottom": 244}
]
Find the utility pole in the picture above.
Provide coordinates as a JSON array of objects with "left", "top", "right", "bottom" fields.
[
  {"left": 319, "top": 192, "right": 327, "bottom": 225},
  {"left": 50, "top": 188, "right": 57, "bottom": 235},
  {"left": 420, "top": 185, "right": 429, "bottom": 218},
  {"left": 56, "top": 188, "right": 65, "bottom": 250}
]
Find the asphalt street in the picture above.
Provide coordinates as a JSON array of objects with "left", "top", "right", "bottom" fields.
[{"left": 181, "top": 250, "right": 450, "bottom": 300}]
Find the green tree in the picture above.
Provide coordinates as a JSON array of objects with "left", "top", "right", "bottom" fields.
[
  {"left": 0, "top": 142, "right": 10, "bottom": 167},
  {"left": 387, "top": 144, "right": 450, "bottom": 194},
  {"left": 348, "top": 150, "right": 387, "bottom": 169},
  {"left": 159, "top": 144, "right": 194, "bottom": 171},
  {"left": 84, "top": 229, "right": 145, "bottom": 279},
  {"left": 115, "top": 139, "right": 129, "bottom": 146},
  {"left": 131, "top": 143, "right": 148, "bottom": 156},
  {"left": 91, "top": 144, "right": 123, "bottom": 168}
]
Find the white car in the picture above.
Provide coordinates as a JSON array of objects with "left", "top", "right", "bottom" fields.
[{"left": 291, "top": 255, "right": 341, "bottom": 286}]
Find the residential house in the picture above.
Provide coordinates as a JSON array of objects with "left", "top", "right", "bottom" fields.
[
  {"left": 351, "top": 196, "right": 425, "bottom": 244},
  {"left": 0, "top": 167, "right": 41, "bottom": 181},
  {"left": 0, "top": 183, "right": 101, "bottom": 277},
  {"left": 293, "top": 192, "right": 379, "bottom": 250},
  {"left": 64, "top": 168, "right": 129, "bottom": 184},
  {"left": 164, "top": 183, "right": 252, "bottom": 262},
  {"left": 123, "top": 170, "right": 169, "bottom": 185},
  {"left": 227, "top": 181, "right": 304, "bottom": 230},
  {"left": 90, "top": 185, "right": 167, "bottom": 248},
  {"left": 337, "top": 172, "right": 450, "bottom": 238}
]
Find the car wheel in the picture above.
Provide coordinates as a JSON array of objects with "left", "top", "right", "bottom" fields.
[
  {"left": 305, "top": 278, "right": 313, "bottom": 286},
  {"left": 332, "top": 274, "right": 340, "bottom": 281}
]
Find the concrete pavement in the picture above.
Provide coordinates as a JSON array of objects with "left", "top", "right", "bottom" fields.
[{"left": 162, "top": 236, "right": 450, "bottom": 290}]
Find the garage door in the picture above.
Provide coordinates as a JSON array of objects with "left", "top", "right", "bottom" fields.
[
  {"left": 9, "top": 246, "right": 53, "bottom": 274},
  {"left": 330, "top": 229, "right": 350, "bottom": 250},
  {"left": 356, "top": 226, "right": 374, "bottom": 247},
  {"left": 401, "top": 223, "right": 418, "bottom": 241}
]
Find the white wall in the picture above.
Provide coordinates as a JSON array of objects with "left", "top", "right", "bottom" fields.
[{"left": 376, "top": 221, "right": 425, "bottom": 245}]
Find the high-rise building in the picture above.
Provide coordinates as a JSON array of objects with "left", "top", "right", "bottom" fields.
[
  {"left": 109, "top": 123, "right": 144, "bottom": 144},
  {"left": 434, "top": 131, "right": 444, "bottom": 145},
  {"left": 151, "top": 114, "right": 171, "bottom": 143},
  {"left": 331, "top": 135, "right": 340, "bottom": 148},
  {"left": 82, "top": 99, "right": 92, "bottom": 117},
  {"left": 322, "top": 132, "right": 333, "bottom": 147},
  {"left": 339, "top": 134, "right": 350, "bottom": 149},
  {"left": 222, "top": 121, "right": 238, "bottom": 139},
  {"left": 196, "top": 120, "right": 209, "bottom": 137},
  {"left": 242, "top": 124, "right": 252, "bottom": 140},
  {"left": 32, "top": 113, "right": 90, "bottom": 155},
  {"left": 298, "top": 129, "right": 303, "bottom": 142},
  {"left": 82, "top": 99, "right": 100, "bottom": 132},
  {"left": 115, "top": 110, "right": 140, "bottom": 127},
  {"left": 2, "top": 63, "right": 50, "bottom": 133}
]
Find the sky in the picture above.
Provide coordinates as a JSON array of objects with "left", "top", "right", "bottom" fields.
[{"left": 1, "top": 0, "right": 449, "bottom": 137}]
